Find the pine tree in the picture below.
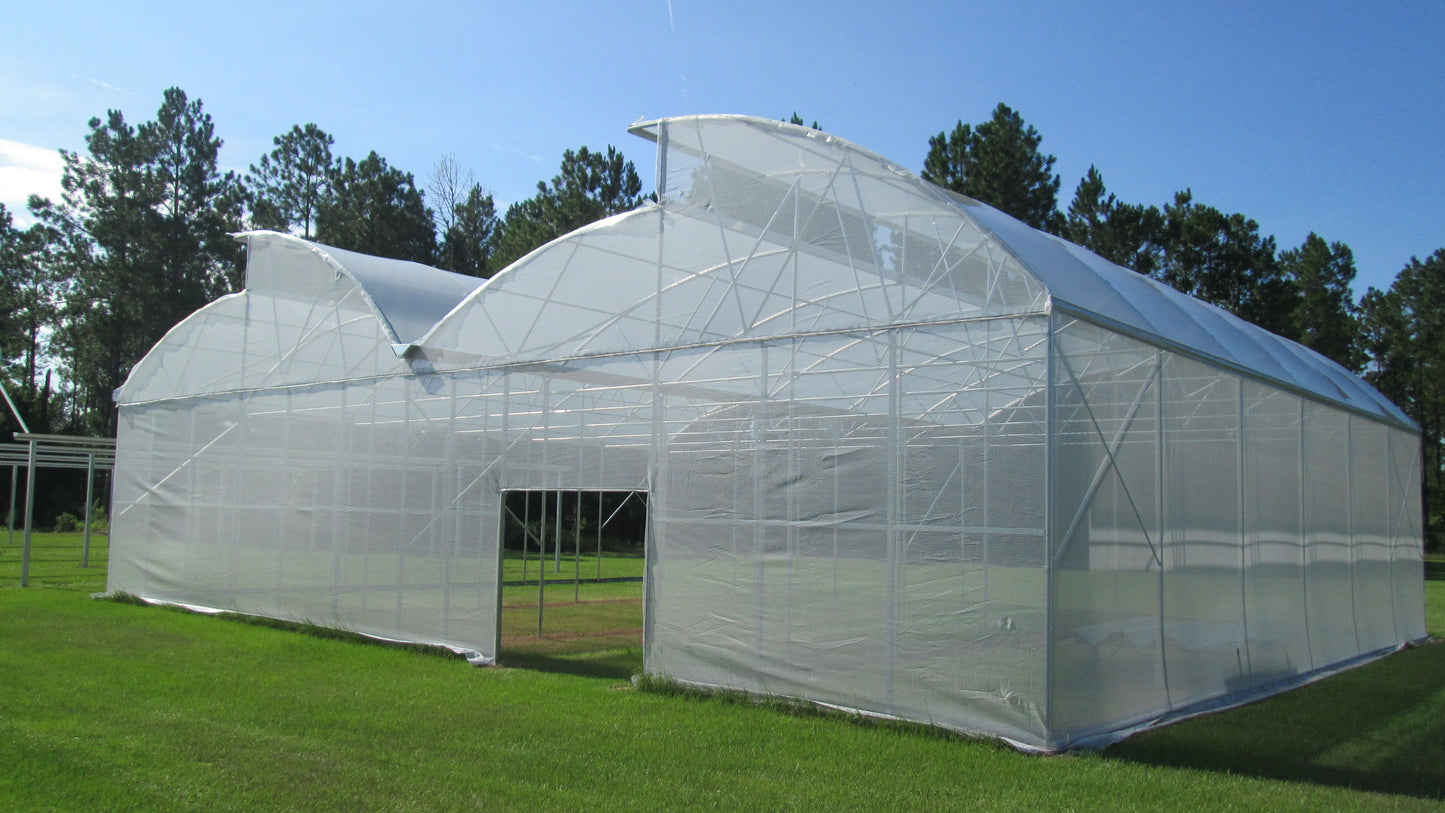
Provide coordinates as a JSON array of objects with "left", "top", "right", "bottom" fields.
[
  {"left": 246, "top": 123, "right": 338, "bottom": 239},
  {"left": 785, "top": 112, "right": 822, "bottom": 130},
  {"left": 439, "top": 185, "right": 498, "bottom": 278},
  {"left": 144, "top": 88, "right": 246, "bottom": 305},
  {"left": 29, "top": 87, "right": 242, "bottom": 434},
  {"left": 490, "top": 146, "right": 644, "bottom": 270},
  {"left": 1279, "top": 233, "right": 1362, "bottom": 370},
  {"left": 429, "top": 154, "right": 498, "bottom": 277},
  {"left": 1157, "top": 190, "right": 1296, "bottom": 337},
  {"left": 0, "top": 204, "right": 31, "bottom": 371},
  {"left": 922, "top": 103, "right": 1061, "bottom": 232},
  {"left": 1063, "top": 165, "right": 1164, "bottom": 275},
  {"left": 315, "top": 151, "right": 436, "bottom": 264},
  {"left": 0, "top": 204, "right": 57, "bottom": 403}
]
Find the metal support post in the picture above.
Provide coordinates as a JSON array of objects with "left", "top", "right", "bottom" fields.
[
  {"left": 7, "top": 464, "right": 15, "bottom": 549},
  {"left": 20, "top": 438, "right": 36, "bottom": 587},
  {"left": 522, "top": 492, "right": 530, "bottom": 581},
  {"left": 553, "top": 489, "right": 562, "bottom": 573},
  {"left": 537, "top": 491, "right": 547, "bottom": 638},
  {"left": 574, "top": 491, "right": 581, "bottom": 603},
  {"left": 82, "top": 452, "right": 96, "bottom": 568}
]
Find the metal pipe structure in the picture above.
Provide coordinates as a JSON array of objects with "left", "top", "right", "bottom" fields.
[
  {"left": 7, "top": 464, "right": 15, "bottom": 550},
  {"left": 0, "top": 380, "right": 30, "bottom": 434},
  {"left": 4, "top": 434, "right": 116, "bottom": 587},
  {"left": 521, "top": 491, "right": 530, "bottom": 581},
  {"left": 20, "top": 439, "right": 35, "bottom": 587},
  {"left": 553, "top": 489, "right": 561, "bottom": 573},
  {"left": 82, "top": 452, "right": 96, "bottom": 568},
  {"left": 537, "top": 492, "right": 546, "bottom": 638},
  {"left": 574, "top": 491, "right": 581, "bottom": 603}
]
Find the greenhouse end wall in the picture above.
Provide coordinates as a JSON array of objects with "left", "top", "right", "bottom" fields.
[
  {"left": 1047, "top": 315, "right": 1426, "bottom": 748},
  {"left": 108, "top": 376, "right": 508, "bottom": 660}
]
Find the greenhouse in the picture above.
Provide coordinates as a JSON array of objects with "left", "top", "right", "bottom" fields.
[{"left": 108, "top": 115, "right": 1426, "bottom": 751}]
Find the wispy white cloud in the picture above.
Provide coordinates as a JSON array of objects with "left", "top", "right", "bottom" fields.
[
  {"left": 0, "top": 138, "right": 65, "bottom": 224},
  {"left": 79, "top": 74, "right": 134, "bottom": 94},
  {"left": 666, "top": 0, "right": 674, "bottom": 31},
  {"left": 490, "top": 142, "right": 544, "bottom": 165}
]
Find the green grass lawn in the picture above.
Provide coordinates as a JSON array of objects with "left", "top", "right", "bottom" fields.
[
  {"left": 499, "top": 579, "right": 643, "bottom": 670},
  {"left": 498, "top": 548, "right": 644, "bottom": 669},
  {"left": 0, "top": 528, "right": 109, "bottom": 589},
  {"left": 1, "top": 534, "right": 1441, "bottom": 811},
  {"left": 500, "top": 548, "right": 644, "bottom": 584}
]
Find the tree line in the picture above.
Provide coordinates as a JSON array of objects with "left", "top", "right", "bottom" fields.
[{"left": 0, "top": 90, "right": 1440, "bottom": 547}]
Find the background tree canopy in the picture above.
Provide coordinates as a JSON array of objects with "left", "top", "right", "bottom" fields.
[
  {"left": 489, "top": 146, "right": 645, "bottom": 270},
  {"left": 246, "top": 123, "right": 337, "bottom": 240},
  {"left": 25, "top": 87, "right": 242, "bottom": 436},
  {"left": 922, "top": 103, "right": 1062, "bottom": 232},
  {"left": 315, "top": 151, "right": 435, "bottom": 265}
]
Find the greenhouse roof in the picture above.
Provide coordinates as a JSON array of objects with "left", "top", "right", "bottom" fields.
[
  {"left": 628, "top": 115, "right": 1411, "bottom": 429},
  {"left": 237, "top": 231, "right": 480, "bottom": 345},
  {"left": 960, "top": 202, "right": 1410, "bottom": 428},
  {"left": 122, "top": 116, "right": 1410, "bottom": 432}
]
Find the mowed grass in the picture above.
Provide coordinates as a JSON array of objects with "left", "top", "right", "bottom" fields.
[
  {"left": 497, "top": 549, "right": 644, "bottom": 672},
  {"left": 500, "top": 548, "right": 644, "bottom": 584},
  {"left": 0, "top": 528, "right": 109, "bottom": 589},
  {"left": 0, "top": 535, "right": 1441, "bottom": 811},
  {"left": 499, "top": 581, "right": 643, "bottom": 674}
]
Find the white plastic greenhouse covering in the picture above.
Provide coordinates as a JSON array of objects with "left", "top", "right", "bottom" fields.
[{"left": 109, "top": 115, "right": 1426, "bottom": 751}]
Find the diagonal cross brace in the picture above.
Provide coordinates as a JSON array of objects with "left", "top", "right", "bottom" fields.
[{"left": 1051, "top": 350, "right": 1162, "bottom": 568}]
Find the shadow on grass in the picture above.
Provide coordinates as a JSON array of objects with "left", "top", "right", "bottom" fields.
[
  {"left": 101, "top": 593, "right": 471, "bottom": 661},
  {"left": 1425, "top": 557, "right": 1444, "bottom": 581},
  {"left": 496, "top": 646, "right": 642, "bottom": 681},
  {"left": 1105, "top": 642, "right": 1445, "bottom": 801}
]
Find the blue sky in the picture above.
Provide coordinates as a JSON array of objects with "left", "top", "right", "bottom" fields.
[{"left": 2, "top": 1, "right": 1441, "bottom": 296}]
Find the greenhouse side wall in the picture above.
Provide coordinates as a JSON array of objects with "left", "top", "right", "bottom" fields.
[
  {"left": 1047, "top": 316, "right": 1425, "bottom": 748},
  {"left": 645, "top": 316, "right": 1054, "bottom": 749}
]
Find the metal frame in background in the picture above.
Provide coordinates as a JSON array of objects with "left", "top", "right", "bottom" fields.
[{"left": 0, "top": 433, "right": 116, "bottom": 587}]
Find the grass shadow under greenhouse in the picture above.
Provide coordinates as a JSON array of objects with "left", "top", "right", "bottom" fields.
[
  {"left": 493, "top": 646, "right": 643, "bottom": 680},
  {"left": 1105, "top": 636, "right": 1445, "bottom": 800}
]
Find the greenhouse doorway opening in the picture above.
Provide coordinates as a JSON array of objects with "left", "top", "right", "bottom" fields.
[{"left": 497, "top": 490, "right": 647, "bottom": 676}]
